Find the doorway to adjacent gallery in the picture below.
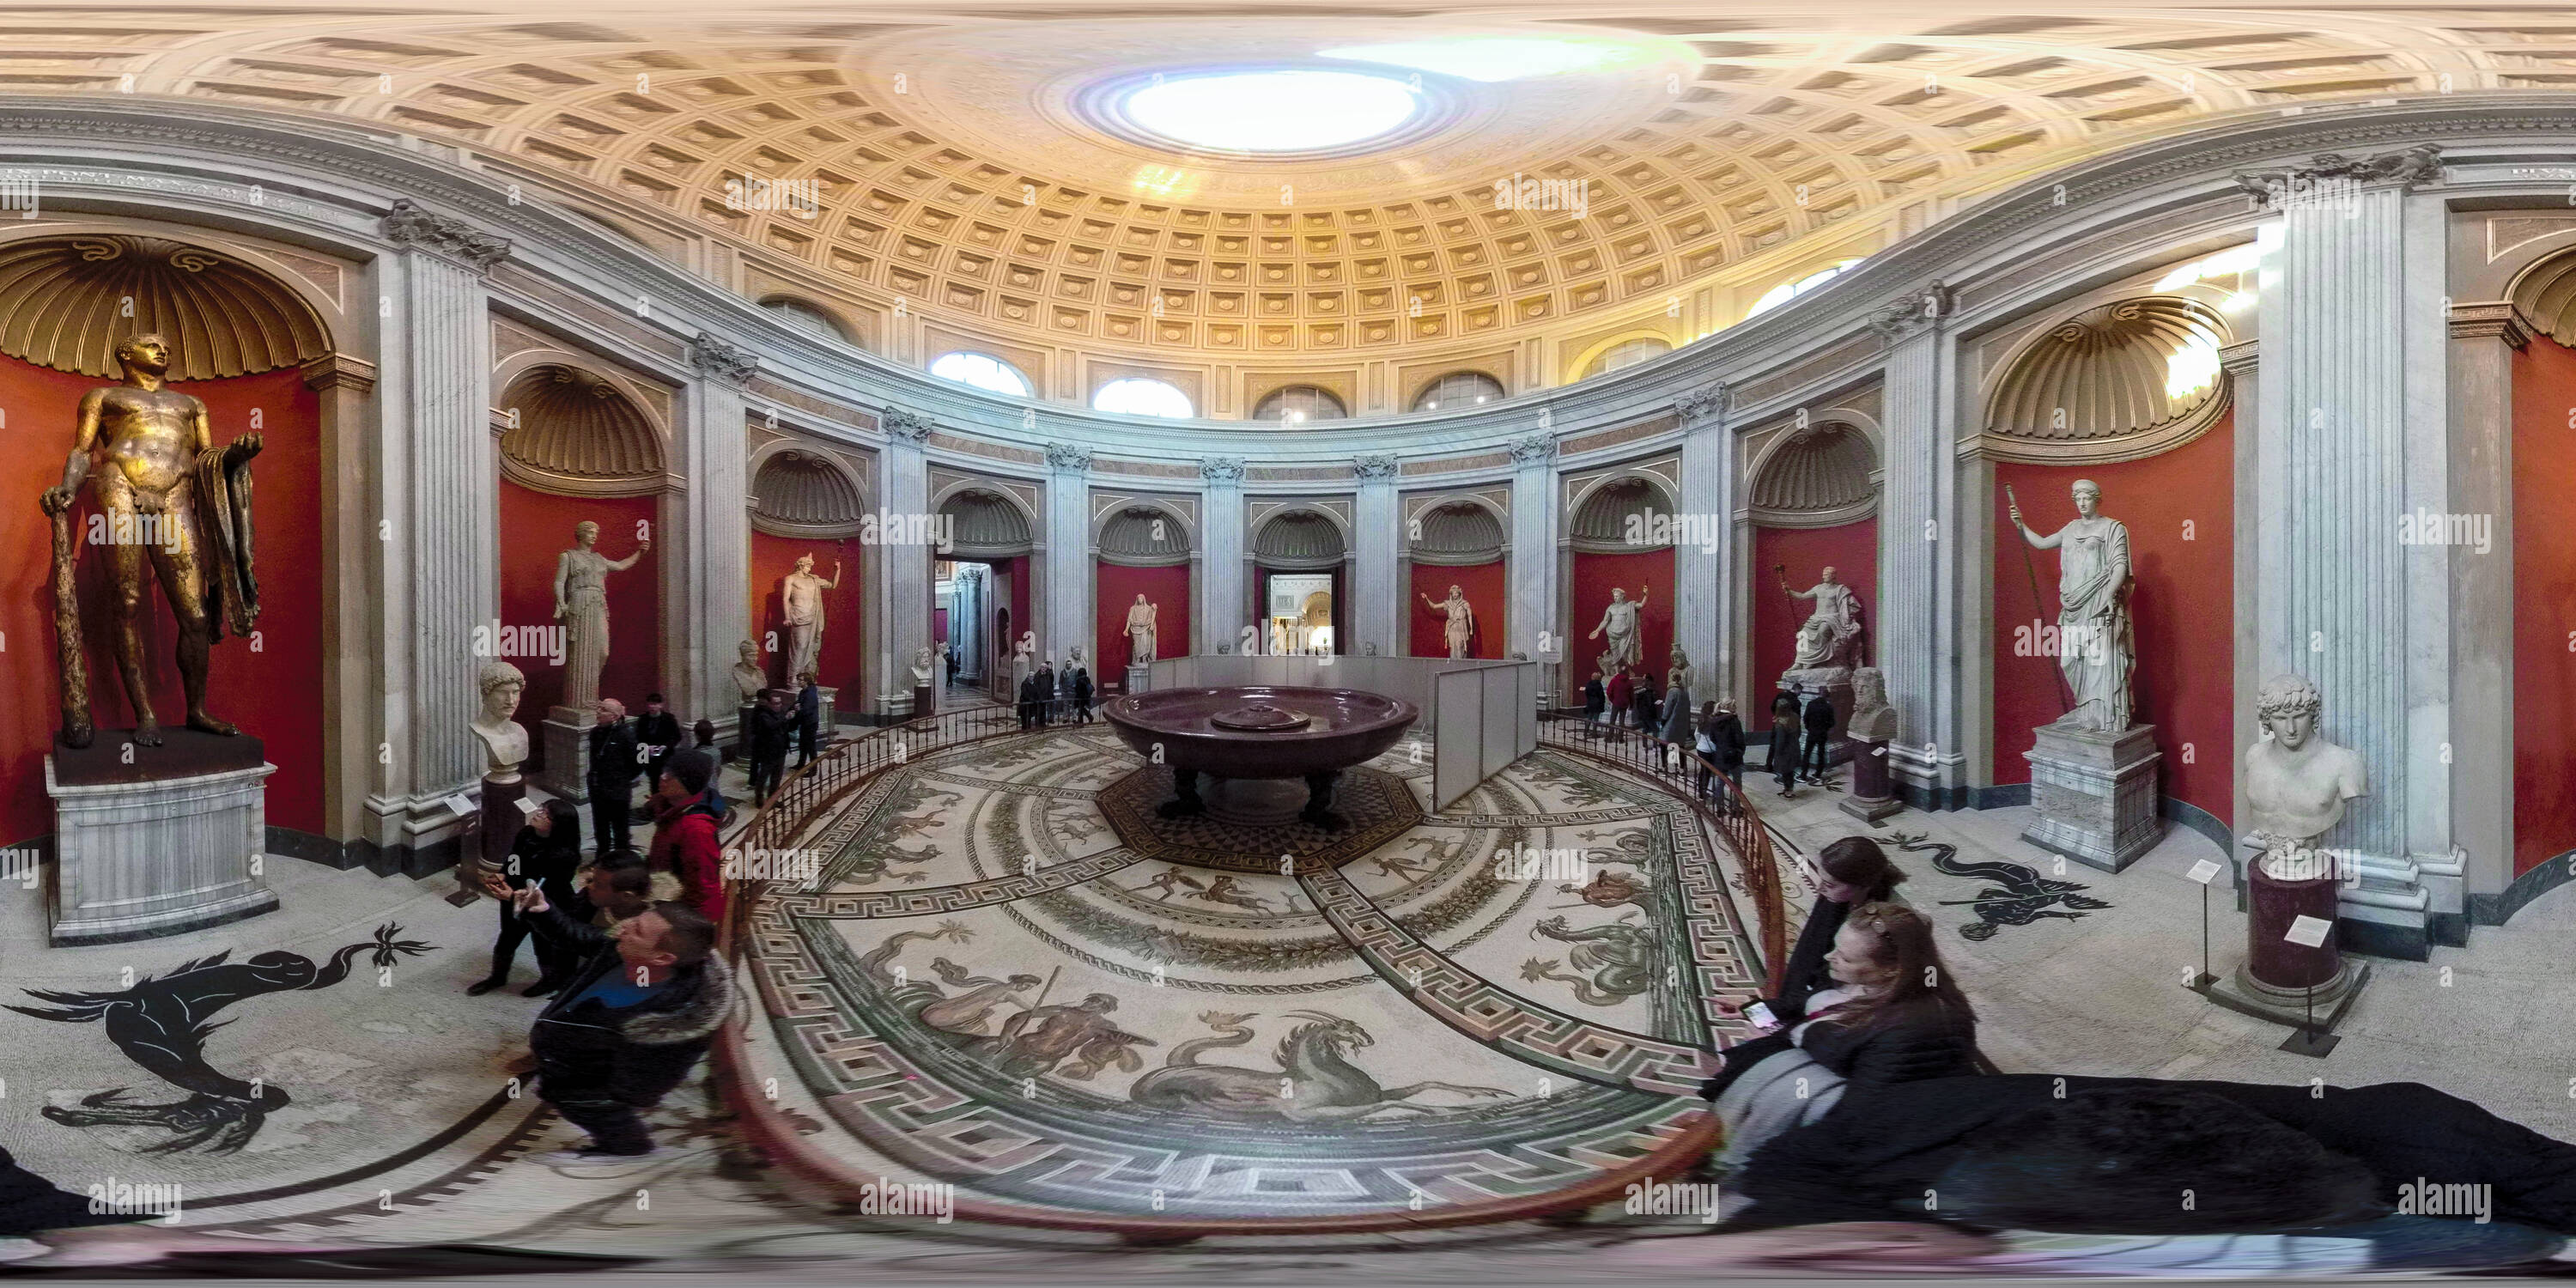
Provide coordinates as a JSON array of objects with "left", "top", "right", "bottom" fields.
[{"left": 1265, "top": 573, "right": 1335, "bottom": 655}]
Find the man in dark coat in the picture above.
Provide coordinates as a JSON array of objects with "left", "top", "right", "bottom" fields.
[
  {"left": 1769, "top": 688, "right": 1804, "bottom": 795},
  {"left": 585, "top": 698, "right": 641, "bottom": 857},
  {"left": 794, "top": 671, "right": 822, "bottom": 769},
  {"left": 746, "top": 689, "right": 793, "bottom": 806},
  {"left": 1801, "top": 688, "right": 1838, "bottom": 784},
  {"left": 632, "top": 693, "right": 683, "bottom": 798},
  {"left": 491, "top": 877, "right": 737, "bottom": 1167},
  {"left": 1034, "top": 659, "right": 1057, "bottom": 726},
  {"left": 1605, "top": 668, "right": 1633, "bottom": 743},
  {"left": 1071, "top": 661, "right": 1094, "bottom": 724},
  {"left": 1016, "top": 671, "right": 1040, "bottom": 729}
]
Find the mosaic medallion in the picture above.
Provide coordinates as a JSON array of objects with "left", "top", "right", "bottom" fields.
[{"left": 1097, "top": 763, "right": 1423, "bottom": 873}]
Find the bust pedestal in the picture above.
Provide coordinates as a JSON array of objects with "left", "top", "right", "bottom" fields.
[
  {"left": 909, "top": 679, "right": 933, "bottom": 720},
  {"left": 1125, "top": 664, "right": 1151, "bottom": 698},
  {"left": 468, "top": 771, "right": 526, "bottom": 904},
  {"left": 537, "top": 707, "right": 592, "bottom": 803},
  {"left": 2207, "top": 852, "right": 2370, "bottom": 1031},
  {"left": 46, "top": 730, "right": 278, "bottom": 945},
  {"left": 1839, "top": 737, "right": 1903, "bottom": 823},
  {"left": 2021, "top": 721, "right": 2162, "bottom": 872}
]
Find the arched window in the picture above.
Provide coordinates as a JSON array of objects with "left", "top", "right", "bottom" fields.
[
  {"left": 1579, "top": 337, "right": 1671, "bottom": 380},
  {"left": 929, "top": 351, "right": 1035, "bottom": 398},
  {"left": 762, "top": 296, "right": 850, "bottom": 343},
  {"left": 1747, "top": 259, "right": 1862, "bottom": 319},
  {"left": 1092, "top": 376, "right": 1194, "bottom": 418},
  {"left": 1251, "top": 384, "right": 1348, "bottom": 423},
  {"left": 1411, "top": 370, "right": 1505, "bottom": 412}
]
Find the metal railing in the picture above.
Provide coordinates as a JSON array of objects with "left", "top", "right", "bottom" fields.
[{"left": 1538, "top": 707, "right": 1793, "bottom": 997}]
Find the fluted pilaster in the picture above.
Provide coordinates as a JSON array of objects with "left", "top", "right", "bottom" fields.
[
  {"left": 683, "top": 333, "right": 753, "bottom": 721},
  {"left": 1200, "top": 456, "right": 1244, "bottom": 652},
  {"left": 1674, "top": 384, "right": 1732, "bottom": 693},
  {"left": 1508, "top": 433, "right": 1557, "bottom": 665},
  {"left": 1043, "top": 441, "right": 1092, "bottom": 664},
  {"left": 1876, "top": 286, "right": 1959, "bottom": 799},
  {"left": 1352, "top": 453, "right": 1400, "bottom": 656},
  {"left": 878, "top": 408, "right": 933, "bottom": 712}
]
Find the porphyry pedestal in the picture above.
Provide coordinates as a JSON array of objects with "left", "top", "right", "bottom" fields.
[
  {"left": 1840, "top": 736, "right": 1903, "bottom": 823},
  {"left": 2021, "top": 721, "right": 2162, "bottom": 872},
  {"left": 46, "top": 730, "right": 278, "bottom": 946}
]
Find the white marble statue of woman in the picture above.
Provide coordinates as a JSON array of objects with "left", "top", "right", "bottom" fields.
[
  {"left": 2009, "top": 479, "right": 2134, "bottom": 732},
  {"left": 1012, "top": 630, "right": 1036, "bottom": 686},
  {"left": 553, "top": 520, "right": 650, "bottom": 714},
  {"left": 1776, "top": 565, "right": 1863, "bottom": 671},
  {"left": 1420, "top": 585, "right": 1475, "bottom": 659},
  {"left": 781, "top": 553, "right": 841, "bottom": 687},
  {"left": 1125, "top": 594, "right": 1159, "bottom": 666},
  {"left": 471, "top": 659, "right": 529, "bottom": 779}
]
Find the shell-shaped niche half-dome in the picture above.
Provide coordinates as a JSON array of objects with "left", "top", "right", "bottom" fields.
[
  {"left": 0, "top": 235, "right": 331, "bottom": 380},
  {"left": 1411, "top": 501, "right": 1505, "bottom": 565},
  {"left": 941, "top": 489, "right": 1034, "bottom": 558},
  {"left": 497, "top": 365, "right": 666, "bottom": 495},
  {"left": 1099, "top": 506, "right": 1190, "bottom": 566},
  {"left": 1752, "top": 423, "right": 1878, "bottom": 525},
  {"left": 1987, "top": 296, "right": 2228, "bottom": 446},
  {"left": 1253, "top": 510, "right": 1345, "bottom": 569},
  {"left": 752, "top": 450, "right": 865, "bottom": 538}
]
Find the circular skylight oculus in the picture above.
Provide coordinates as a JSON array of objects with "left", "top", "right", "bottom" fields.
[{"left": 1098, "top": 69, "right": 1431, "bottom": 156}]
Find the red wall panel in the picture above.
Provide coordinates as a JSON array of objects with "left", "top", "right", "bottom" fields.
[
  {"left": 498, "top": 482, "right": 661, "bottom": 774},
  {"left": 1406, "top": 559, "right": 1506, "bottom": 658},
  {"left": 1096, "top": 562, "right": 1191, "bottom": 687},
  {"left": 2513, "top": 337, "right": 2576, "bottom": 873},
  {"left": 1567, "top": 548, "right": 1674, "bottom": 699},
  {"left": 0, "top": 358, "right": 323, "bottom": 841},
  {"left": 1751, "top": 519, "right": 1879, "bottom": 708},
  {"left": 1990, "top": 410, "right": 2234, "bottom": 824},
  {"left": 747, "top": 532, "right": 865, "bottom": 699}
]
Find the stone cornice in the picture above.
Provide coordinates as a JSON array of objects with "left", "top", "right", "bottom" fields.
[
  {"left": 1674, "top": 382, "right": 1731, "bottom": 425},
  {"left": 1199, "top": 456, "right": 1244, "bottom": 483},
  {"left": 1509, "top": 433, "right": 1558, "bottom": 465},
  {"left": 301, "top": 351, "right": 376, "bottom": 394},
  {"left": 381, "top": 197, "right": 508, "bottom": 273}
]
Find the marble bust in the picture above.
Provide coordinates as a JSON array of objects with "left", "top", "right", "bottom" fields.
[
  {"left": 1846, "top": 666, "right": 1898, "bottom": 741},
  {"left": 732, "top": 639, "right": 765, "bottom": 702},
  {"left": 2244, "top": 673, "right": 2368, "bottom": 868},
  {"left": 911, "top": 645, "right": 934, "bottom": 685},
  {"left": 1667, "top": 644, "right": 1693, "bottom": 693},
  {"left": 471, "top": 659, "right": 529, "bottom": 780}
]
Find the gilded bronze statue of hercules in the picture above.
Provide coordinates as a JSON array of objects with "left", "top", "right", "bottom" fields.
[{"left": 39, "top": 332, "right": 262, "bottom": 749}]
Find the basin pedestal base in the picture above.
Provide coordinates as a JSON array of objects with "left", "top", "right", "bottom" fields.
[{"left": 1157, "top": 768, "right": 1349, "bottom": 831}]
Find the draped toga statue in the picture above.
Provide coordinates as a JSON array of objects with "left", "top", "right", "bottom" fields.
[
  {"left": 553, "top": 520, "right": 651, "bottom": 714},
  {"left": 1125, "top": 595, "right": 1159, "bottom": 666},
  {"left": 780, "top": 553, "right": 841, "bottom": 687},
  {"left": 1419, "top": 585, "right": 1476, "bottom": 659},
  {"left": 1587, "top": 584, "right": 1649, "bottom": 673},
  {"left": 2009, "top": 478, "right": 2134, "bottom": 732},
  {"left": 39, "top": 333, "right": 262, "bottom": 748}
]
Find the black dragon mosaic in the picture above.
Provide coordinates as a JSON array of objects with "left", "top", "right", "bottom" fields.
[
  {"left": 1877, "top": 832, "right": 2111, "bottom": 939},
  {"left": 10, "top": 923, "right": 434, "bottom": 1153}
]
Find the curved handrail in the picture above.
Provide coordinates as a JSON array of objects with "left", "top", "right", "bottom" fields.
[
  {"left": 1536, "top": 711, "right": 1792, "bottom": 998},
  {"left": 709, "top": 698, "right": 1731, "bottom": 1238}
]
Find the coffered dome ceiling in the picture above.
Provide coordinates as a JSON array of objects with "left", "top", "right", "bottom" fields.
[{"left": 15, "top": 3, "right": 2571, "bottom": 370}]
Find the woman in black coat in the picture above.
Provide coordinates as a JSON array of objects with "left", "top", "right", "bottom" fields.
[
  {"left": 1767, "top": 688, "right": 1803, "bottom": 795},
  {"left": 468, "top": 798, "right": 585, "bottom": 998},
  {"left": 1704, "top": 896, "right": 1975, "bottom": 1097},
  {"left": 1761, "top": 836, "right": 1906, "bottom": 1023}
]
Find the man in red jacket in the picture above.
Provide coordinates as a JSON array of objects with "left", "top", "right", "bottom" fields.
[
  {"left": 647, "top": 751, "right": 726, "bottom": 926},
  {"left": 1605, "top": 666, "right": 1634, "bottom": 744}
]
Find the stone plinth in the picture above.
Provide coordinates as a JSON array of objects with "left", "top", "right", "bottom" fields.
[
  {"left": 910, "top": 682, "right": 933, "bottom": 720},
  {"left": 46, "top": 732, "right": 278, "bottom": 945},
  {"left": 875, "top": 690, "right": 914, "bottom": 720},
  {"left": 2206, "top": 852, "right": 2368, "bottom": 1030},
  {"left": 537, "top": 708, "right": 592, "bottom": 803},
  {"left": 1840, "top": 737, "right": 1903, "bottom": 823},
  {"left": 1126, "top": 664, "right": 1151, "bottom": 697},
  {"left": 2021, "top": 722, "right": 2162, "bottom": 872}
]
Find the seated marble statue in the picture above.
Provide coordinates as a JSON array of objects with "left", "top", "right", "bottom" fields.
[{"left": 2243, "top": 673, "right": 2367, "bottom": 872}]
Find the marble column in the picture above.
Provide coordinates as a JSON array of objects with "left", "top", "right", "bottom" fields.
[
  {"left": 686, "top": 333, "right": 755, "bottom": 733},
  {"left": 2446, "top": 303, "right": 2523, "bottom": 911},
  {"left": 302, "top": 352, "right": 378, "bottom": 848},
  {"left": 1352, "top": 453, "right": 1400, "bottom": 657},
  {"left": 2241, "top": 145, "right": 2459, "bottom": 955},
  {"left": 1044, "top": 441, "right": 1093, "bottom": 665},
  {"left": 878, "top": 408, "right": 934, "bottom": 718},
  {"left": 1200, "top": 457, "right": 1245, "bottom": 651},
  {"left": 363, "top": 199, "right": 506, "bottom": 874},
  {"left": 1872, "top": 283, "right": 1961, "bottom": 806},
  {"left": 1508, "top": 433, "right": 1558, "bottom": 669},
  {"left": 1673, "top": 383, "right": 1732, "bottom": 694}
]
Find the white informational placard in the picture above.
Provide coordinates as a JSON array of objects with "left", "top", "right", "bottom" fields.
[
  {"left": 2284, "top": 914, "right": 2334, "bottom": 948},
  {"left": 2185, "top": 858, "right": 2224, "bottom": 886},
  {"left": 443, "top": 793, "right": 477, "bottom": 819}
]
